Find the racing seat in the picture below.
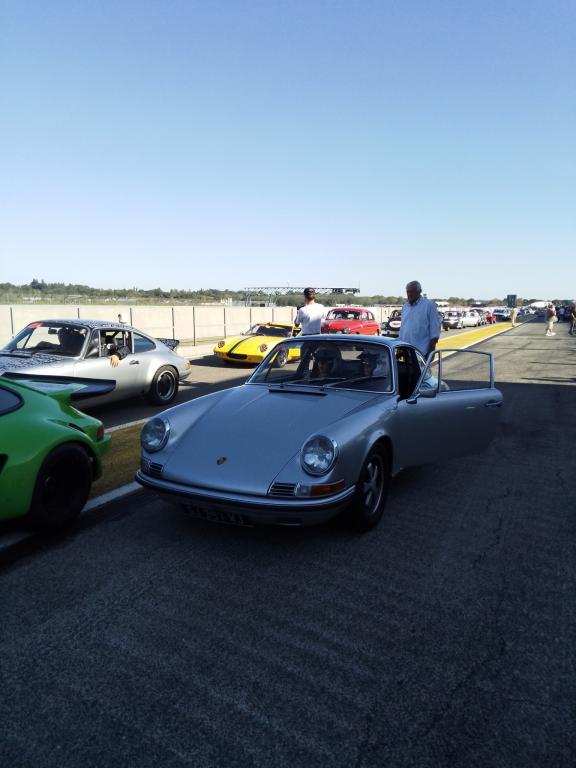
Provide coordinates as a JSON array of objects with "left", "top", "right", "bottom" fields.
[{"left": 57, "top": 328, "right": 84, "bottom": 356}]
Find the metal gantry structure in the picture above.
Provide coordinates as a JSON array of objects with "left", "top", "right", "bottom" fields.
[{"left": 243, "top": 286, "right": 360, "bottom": 305}]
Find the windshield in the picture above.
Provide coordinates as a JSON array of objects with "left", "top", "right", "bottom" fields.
[
  {"left": 327, "top": 310, "right": 360, "bottom": 320},
  {"left": 248, "top": 339, "right": 393, "bottom": 393},
  {"left": 243, "top": 324, "right": 292, "bottom": 338},
  {"left": 4, "top": 322, "right": 88, "bottom": 357}
]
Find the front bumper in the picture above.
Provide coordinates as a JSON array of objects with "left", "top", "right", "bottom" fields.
[{"left": 135, "top": 470, "right": 356, "bottom": 526}]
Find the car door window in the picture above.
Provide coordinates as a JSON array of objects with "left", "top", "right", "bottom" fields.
[
  {"left": 432, "top": 349, "right": 492, "bottom": 390},
  {"left": 103, "top": 329, "right": 132, "bottom": 354}
]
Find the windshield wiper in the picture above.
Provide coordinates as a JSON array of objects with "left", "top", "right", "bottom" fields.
[
  {"left": 325, "top": 375, "right": 391, "bottom": 388},
  {"left": 1, "top": 349, "right": 32, "bottom": 358},
  {"left": 267, "top": 383, "right": 327, "bottom": 395}
]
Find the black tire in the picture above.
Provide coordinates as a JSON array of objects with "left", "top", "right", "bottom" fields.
[
  {"left": 28, "top": 444, "right": 92, "bottom": 532},
  {"left": 276, "top": 348, "right": 288, "bottom": 367},
  {"left": 147, "top": 365, "right": 179, "bottom": 405},
  {"left": 344, "top": 447, "right": 390, "bottom": 532}
]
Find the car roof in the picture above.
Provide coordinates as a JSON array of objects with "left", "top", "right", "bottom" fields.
[
  {"left": 28, "top": 319, "right": 138, "bottom": 331},
  {"left": 285, "top": 334, "right": 412, "bottom": 351},
  {"left": 327, "top": 306, "right": 367, "bottom": 312}
]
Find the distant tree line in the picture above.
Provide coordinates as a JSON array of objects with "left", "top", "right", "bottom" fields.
[{"left": 0, "top": 280, "right": 547, "bottom": 307}]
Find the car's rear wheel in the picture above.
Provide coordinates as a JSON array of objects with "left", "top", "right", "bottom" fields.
[
  {"left": 147, "top": 366, "right": 179, "bottom": 405},
  {"left": 28, "top": 444, "right": 92, "bottom": 532},
  {"left": 344, "top": 447, "right": 390, "bottom": 532}
]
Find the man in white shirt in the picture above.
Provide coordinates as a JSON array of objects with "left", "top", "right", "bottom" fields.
[
  {"left": 399, "top": 280, "right": 441, "bottom": 357},
  {"left": 294, "top": 288, "right": 327, "bottom": 335}
]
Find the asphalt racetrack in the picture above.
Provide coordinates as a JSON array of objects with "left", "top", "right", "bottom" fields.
[{"left": 1, "top": 318, "right": 575, "bottom": 767}]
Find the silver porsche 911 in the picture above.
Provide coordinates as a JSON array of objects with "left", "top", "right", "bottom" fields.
[
  {"left": 0, "top": 319, "right": 192, "bottom": 406},
  {"left": 136, "top": 335, "right": 503, "bottom": 531}
]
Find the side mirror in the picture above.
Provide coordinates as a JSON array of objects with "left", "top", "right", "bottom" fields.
[{"left": 406, "top": 386, "right": 438, "bottom": 404}]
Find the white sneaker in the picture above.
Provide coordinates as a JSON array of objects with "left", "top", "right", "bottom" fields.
[{"left": 551, "top": 332, "right": 556, "bottom": 336}]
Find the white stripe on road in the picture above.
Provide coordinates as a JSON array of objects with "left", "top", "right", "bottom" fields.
[
  {"left": 106, "top": 418, "right": 147, "bottom": 434},
  {"left": 84, "top": 481, "right": 142, "bottom": 511}
]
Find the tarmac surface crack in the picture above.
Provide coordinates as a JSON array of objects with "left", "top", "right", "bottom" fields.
[{"left": 471, "top": 488, "right": 508, "bottom": 569}]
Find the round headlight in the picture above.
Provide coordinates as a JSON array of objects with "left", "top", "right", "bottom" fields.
[
  {"left": 259, "top": 343, "right": 268, "bottom": 352},
  {"left": 141, "top": 417, "right": 170, "bottom": 453},
  {"left": 301, "top": 435, "right": 337, "bottom": 476}
]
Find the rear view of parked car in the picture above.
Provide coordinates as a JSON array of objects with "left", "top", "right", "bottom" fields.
[
  {"left": 442, "top": 311, "right": 464, "bottom": 330},
  {"left": 461, "top": 310, "right": 482, "bottom": 327},
  {"left": 0, "top": 374, "right": 112, "bottom": 531}
]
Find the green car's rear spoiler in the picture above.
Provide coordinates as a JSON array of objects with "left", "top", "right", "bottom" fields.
[{"left": 2, "top": 373, "right": 116, "bottom": 401}]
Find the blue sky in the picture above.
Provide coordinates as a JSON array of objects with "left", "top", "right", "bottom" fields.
[{"left": 2, "top": 0, "right": 575, "bottom": 299}]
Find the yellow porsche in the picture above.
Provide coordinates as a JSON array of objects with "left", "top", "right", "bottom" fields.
[{"left": 214, "top": 322, "right": 300, "bottom": 365}]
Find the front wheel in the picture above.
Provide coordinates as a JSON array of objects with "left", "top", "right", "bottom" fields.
[
  {"left": 147, "top": 365, "right": 179, "bottom": 405},
  {"left": 275, "top": 348, "right": 288, "bottom": 367},
  {"left": 344, "top": 448, "right": 390, "bottom": 532},
  {"left": 28, "top": 444, "right": 92, "bottom": 532}
]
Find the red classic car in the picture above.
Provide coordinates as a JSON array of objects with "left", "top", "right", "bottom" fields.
[{"left": 321, "top": 307, "right": 380, "bottom": 335}]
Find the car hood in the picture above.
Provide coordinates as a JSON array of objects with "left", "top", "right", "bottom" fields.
[
  {"left": 0, "top": 351, "right": 73, "bottom": 375},
  {"left": 161, "top": 384, "right": 373, "bottom": 494}
]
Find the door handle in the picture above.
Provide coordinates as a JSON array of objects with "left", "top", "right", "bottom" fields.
[
  {"left": 484, "top": 400, "right": 502, "bottom": 408},
  {"left": 129, "top": 360, "right": 140, "bottom": 365}
]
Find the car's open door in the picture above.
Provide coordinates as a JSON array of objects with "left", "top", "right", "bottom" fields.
[{"left": 394, "top": 349, "right": 503, "bottom": 469}]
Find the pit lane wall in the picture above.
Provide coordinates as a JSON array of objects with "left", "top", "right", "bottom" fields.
[{"left": 0, "top": 305, "right": 394, "bottom": 348}]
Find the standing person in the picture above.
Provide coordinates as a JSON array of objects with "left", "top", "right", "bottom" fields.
[
  {"left": 569, "top": 303, "right": 576, "bottom": 336},
  {"left": 398, "top": 281, "right": 442, "bottom": 357},
  {"left": 294, "top": 288, "right": 326, "bottom": 335},
  {"left": 544, "top": 304, "right": 557, "bottom": 336},
  {"left": 510, "top": 306, "right": 519, "bottom": 327}
]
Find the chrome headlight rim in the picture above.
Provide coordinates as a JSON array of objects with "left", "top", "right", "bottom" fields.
[
  {"left": 300, "top": 435, "right": 338, "bottom": 476},
  {"left": 141, "top": 417, "right": 171, "bottom": 453}
]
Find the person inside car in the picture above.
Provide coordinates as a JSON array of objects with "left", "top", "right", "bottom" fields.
[
  {"left": 309, "top": 345, "right": 342, "bottom": 379},
  {"left": 103, "top": 332, "right": 131, "bottom": 368},
  {"left": 358, "top": 350, "right": 390, "bottom": 380},
  {"left": 86, "top": 330, "right": 131, "bottom": 367}
]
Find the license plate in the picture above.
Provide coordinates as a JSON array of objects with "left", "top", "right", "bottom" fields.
[{"left": 184, "top": 505, "right": 253, "bottom": 527}]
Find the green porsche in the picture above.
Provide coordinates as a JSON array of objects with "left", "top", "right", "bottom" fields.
[{"left": 0, "top": 373, "right": 113, "bottom": 531}]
